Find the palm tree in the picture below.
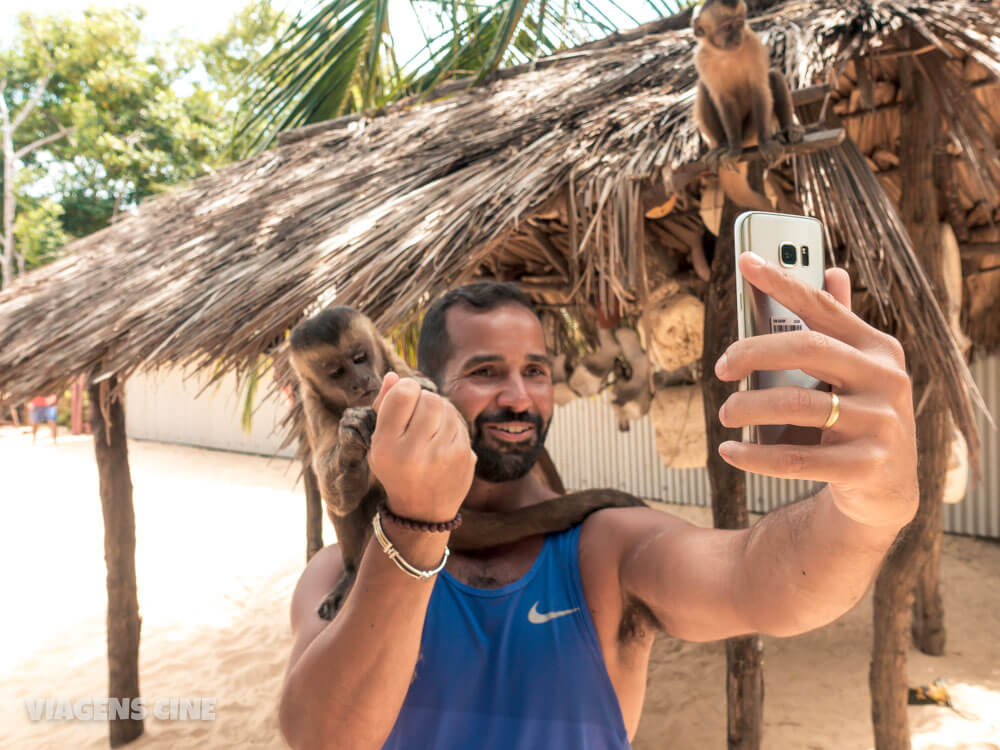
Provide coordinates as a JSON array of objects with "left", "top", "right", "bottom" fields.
[{"left": 236, "top": 0, "right": 693, "bottom": 154}]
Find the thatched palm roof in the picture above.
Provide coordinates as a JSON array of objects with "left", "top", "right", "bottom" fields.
[{"left": 1, "top": 0, "right": 997, "bottom": 456}]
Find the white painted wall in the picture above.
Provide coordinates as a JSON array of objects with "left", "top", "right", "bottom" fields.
[
  {"left": 124, "top": 354, "right": 1000, "bottom": 538},
  {"left": 125, "top": 367, "right": 295, "bottom": 458}
]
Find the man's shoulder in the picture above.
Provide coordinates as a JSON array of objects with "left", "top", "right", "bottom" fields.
[
  {"left": 577, "top": 502, "right": 645, "bottom": 562},
  {"left": 578, "top": 500, "right": 697, "bottom": 559},
  {"left": 577, "top": 498, "right": 661, "bottom": 531}
]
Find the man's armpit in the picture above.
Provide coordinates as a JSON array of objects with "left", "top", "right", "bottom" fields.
[{"left": 618, "top": 594, "right": 663, "bottom": 644}]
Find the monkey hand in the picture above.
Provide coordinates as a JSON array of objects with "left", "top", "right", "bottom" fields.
[
  {"left": 704, "top": 145, "right": 737, "bottom": 172},
  {"left": 337, "top": 407, "right": 376, "bottom": 468},
  {"left": 721, "top": 144, "right": 744, "bottom": 171},
  {"left": 369, "top": 373, "right": 476, "bottom": 524},
  {"left": 757, "top": 138, "right": 784, "bottom": 168},
  {"left": 780, "top": 122, "right": 805, "bottom": 145},
  {"left": 408, "top": 374, "right": 439, "bottom": 393}
]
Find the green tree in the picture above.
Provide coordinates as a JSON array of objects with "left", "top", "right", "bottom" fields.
[
  {"left": 1, "top": 4, "right": 282, "bottom": 286},
  {"left": 0, "top": 28, "right": 75, "bottom": 289},
  {"left": 14, "top": 197, "right": 68, "bottom": 271}
]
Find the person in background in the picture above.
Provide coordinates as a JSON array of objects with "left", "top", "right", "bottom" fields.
[{"left": 28, "top": 393, "right": 59, "bottom": 444}]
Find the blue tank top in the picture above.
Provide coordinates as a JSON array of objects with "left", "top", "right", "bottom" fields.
[{"left": 382, "top": 524, "right": 631, "bottom": 749}]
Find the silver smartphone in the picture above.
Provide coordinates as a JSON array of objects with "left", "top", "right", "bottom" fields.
[{"left": 734, "top": 211, "right": 826, "bottom": 445}]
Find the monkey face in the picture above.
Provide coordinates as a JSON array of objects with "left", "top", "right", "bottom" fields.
[
  {"left": 438, "top": 304, "right": 554, "bottom": 483},
  {"left": 290, "top": 338, "right": 386, "bottom": 412},
  {"left": 693, "top": 0, "right": 746, "bottom": 51},
  {"left": 317, "top": 340, "right": 385, "bottom": 408},
  {"left": 289, "top": 308, "right": 392, "bottom": 412}
]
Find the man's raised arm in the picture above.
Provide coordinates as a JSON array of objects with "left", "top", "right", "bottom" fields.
[
  {"left": 619, "top": 253, "right": 917, "bottom": 641},
  {"left": 279, "top": 376, "right": 476, "bottom": 749}
]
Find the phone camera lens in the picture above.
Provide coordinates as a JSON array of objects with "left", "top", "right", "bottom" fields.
[
  {"left": 779, "top": 243, "right": 797, "bottom": 266},
  {"left": 801, "top": 246, "right": 810, "bottom": 266}
]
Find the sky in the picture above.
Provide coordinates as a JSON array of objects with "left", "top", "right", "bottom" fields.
[
  {"left": 0, "top": 0, "right": 438, "bottom": 83},
  {"left": 1, "top": 0, "right": 288, "bottom": 44},
  {"left": 1, "top": 0, "right": 668, "bottom": 56}
]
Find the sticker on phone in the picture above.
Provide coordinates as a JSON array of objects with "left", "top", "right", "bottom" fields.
[{"left": 770, "top": 317, "right": 804, "bottom": 333}]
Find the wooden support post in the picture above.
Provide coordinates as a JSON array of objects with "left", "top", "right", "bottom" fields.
[
  {"left": 869, "top": 52, "right": 949, "bottom": 750},
  {"left": 912, "top": 509, "right": 945, "bottom": 655},
  {"left": 88, "top": 375, "right": 143, "bottom": 747},
  {"left": 303, "top": 450, "right": 325, "bottom": 562},
  {"left": 71, "top": 375, "right": 84, "bottom": 435},
  {"left": 959, "top": 242, "right": 1000, "bottom": 260},
  {"left": 701, "top": 197, "right": 763, "bottom": 750}
]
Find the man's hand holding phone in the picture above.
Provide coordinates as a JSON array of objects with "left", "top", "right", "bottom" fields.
[{"left": 716, "top": 251, "right": 919, "bottom": 532}]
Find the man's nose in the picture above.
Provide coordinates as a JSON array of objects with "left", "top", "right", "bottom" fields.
[{"left": 496, "top": 374, "right": 532, "bottom": 412}]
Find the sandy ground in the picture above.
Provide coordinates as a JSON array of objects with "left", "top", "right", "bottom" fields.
[{"left": 1, "top": 426, "right": 998, "bottom": 749}]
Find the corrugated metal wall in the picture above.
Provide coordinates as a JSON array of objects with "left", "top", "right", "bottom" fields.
[
  {"left": 943, "top": 355, "right": 1000, "bottom": 538},
  {"left": 124, "top": 354, "right": 999, "bottom": 537},
  {"left": 548, "top": 354, "right": 1000, "bottom": 538},
  {"left": 125, "top": 367, "right": 295, "bottom": 458}
]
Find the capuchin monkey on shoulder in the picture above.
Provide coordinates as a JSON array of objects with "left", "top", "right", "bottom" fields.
[
  {"left": 289, "top": 307, "right": 644, "bottom": 621},
  {"left": 289, "top": 307, "right": 434, "bottom": 619},
  {"left": 692, "top": 0, "right": 804, "bottom": 211}
]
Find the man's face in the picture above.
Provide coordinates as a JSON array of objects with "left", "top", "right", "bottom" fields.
[{"left": 439, "top": 303, "right": 554, "bottom": 483}]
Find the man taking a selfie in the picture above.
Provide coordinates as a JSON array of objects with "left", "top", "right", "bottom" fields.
[{"left": 278, "top": 253, "right": 918, "bottom": 749}]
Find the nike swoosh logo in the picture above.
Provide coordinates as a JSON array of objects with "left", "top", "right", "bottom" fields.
[{"left": 528, "top": 601, "right": 579, "bottom": 625}]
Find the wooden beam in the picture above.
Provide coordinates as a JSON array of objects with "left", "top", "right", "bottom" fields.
[
  {"left": 960, "top": 242, "right": 1000, "bottom": 259},
  {"left": 89, "top": 375, "right": 144, "bottom": 747},
  {"left": 668, "top": 127, "right": 846, "bottom": 194},
  {"left": 869, "top": 44, "right": 936, "bottom": 61},
  {"left": 967, "top": 264, "right": 1000, "bottom": 275},
  {"left": 839, "top": 77, "right": 998, "bottom": 122},
  {"left": 791, "top": 84, "right": 829, "bottom": 107}
]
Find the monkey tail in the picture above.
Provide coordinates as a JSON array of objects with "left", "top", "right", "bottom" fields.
[{"left": 718, "top": 163, "right": 773, "bottom": 212}]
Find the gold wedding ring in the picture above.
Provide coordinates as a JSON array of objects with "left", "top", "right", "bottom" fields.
[{"left": 822, "top": 392, "right": 841, "bottom": 430}]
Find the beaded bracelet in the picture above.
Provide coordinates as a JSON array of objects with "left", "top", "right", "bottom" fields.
[{"left": 377, "top": 500, "right": 463, "bottom": 533}]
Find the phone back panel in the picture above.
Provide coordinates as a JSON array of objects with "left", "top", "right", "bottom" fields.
[{"left": 734, "top": 211, "right": 826, "bottom": 444}]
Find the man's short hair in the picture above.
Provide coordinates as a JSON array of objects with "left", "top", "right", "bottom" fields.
[{"left": 418, "top": 282, "right": 539, "bottom": 384}]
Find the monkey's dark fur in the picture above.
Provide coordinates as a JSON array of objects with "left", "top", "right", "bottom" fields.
[
  {"left": 692, "top": 0, "right": 804, "bottom": 209},
  {"left": 289, "top": 307, "right": 430, "bottom": 619},
  {"left": 288, "top": 307, "right": 645, "bottom": 621}
]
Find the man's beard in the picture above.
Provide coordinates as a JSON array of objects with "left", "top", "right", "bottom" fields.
[{"left": 470, "top": 407, "right": 550, "bottom": 483}]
